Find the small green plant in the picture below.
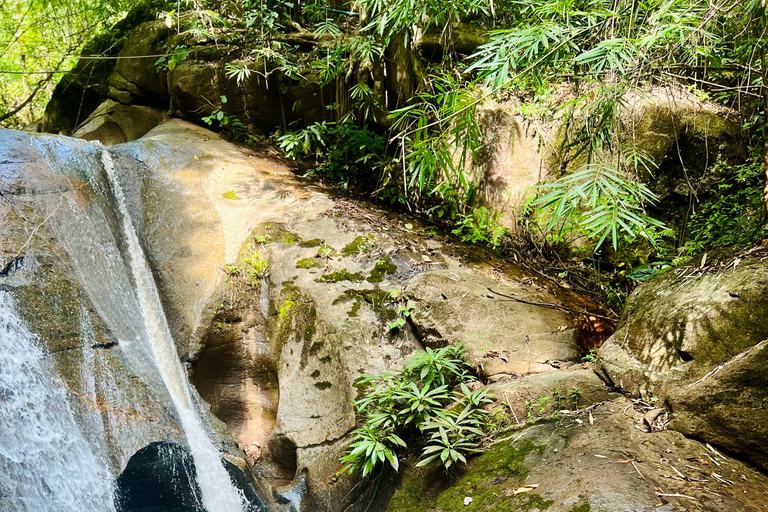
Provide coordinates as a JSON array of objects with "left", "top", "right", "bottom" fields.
[
  {"left": 534, "top": 396, "right": 551, "bottom": 415},
  {"left": 225, "top": 62, "right": 251, "bottom": 84},
  {"left": 280, "top": 232, "right": 296, "bottom": 245},
  {"left": 154, "top": 45, "right": 189, "bottom": 71},
  {"left": 628, "top": 261, "right": 673, "bottom": 282},
  {"left": 524, "top": 396, "right": 552, "bottom": 418},
  {"left": 524, "top": 400, "right": 534, "bottom": 418},
  {"left": 581, "top": 348, "right": 598, "bottom": 363},
  {"left": 452, "top": 206, "right": 509, "bottom": 252},
  {"left": 552, "top": 387, "right": 564, "bottom": 408},
  {"left": 389, "top": 305, "right": 414, "bottom": 331},
  {"left": 569, "top": 387, "right": 582, "bottom": 409},
  {"left": 243, "top": 247, "right": 269, "bottom": 284},
  {"left": 340, "top": 344, "right": 491, "bottom": 476},
  {"left": 202, "top": 96, "right": 246, "bottom": 140}
]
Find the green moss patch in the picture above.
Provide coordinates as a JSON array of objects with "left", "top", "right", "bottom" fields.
[
  {"left": 367, "top": 257, "right": 397, "bottom": 283},
  {"left": 316, "top": 269, "right": 364, "bottom": 283},
  {"left": 317, "top": 244, "right": 334, "bottom": 257},
  {"left": 388, "top": 441, "right": 550, "bottom": 512},
  {"left": 342, "top": 235, "right": 374, "bottom": 256},
  {"left": 299, "top": 238, "right": 323, "bottom": 248},
  {"left": 296, "top": 257, "right": 322, "bottom": 269},
  {"left": 333, "top": 289, "right": 396, "bottom": 320}
]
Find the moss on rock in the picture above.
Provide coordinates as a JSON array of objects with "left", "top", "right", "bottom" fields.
[
  {"left": 333, "top": 289, "right": 396, "bottom": 320},
  {"left": 342, "top": 235, "right": 374, "bottom": 256},
  {"left": 296, "top": 257, "right": 322, "bottom": 269},
  {"left": 316, "top": 269, "right": 364, "bottom": 283},
  {"left": 388, "top": 440, "right": 550, "bottom": 512},
  {"left": 367, "top": 257, "right": 397, "bottom": 283},
  {"left": 299, "top": 238, "right": 323, "bottom": 248}
]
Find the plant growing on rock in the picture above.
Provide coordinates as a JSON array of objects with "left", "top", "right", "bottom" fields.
[
  {"left": 388, "top": 305, "right": 414, "bottom": 331},
  {"left": 340, "top": 344, "right": 491, "bottom": 476}
]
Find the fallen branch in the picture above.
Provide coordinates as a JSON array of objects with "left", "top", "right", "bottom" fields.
[
  {"left": 486, "top": 287, "right": 616, "bottom": 321},
  {"left": 657, "top": 493, "right": 697, "bottom": 500}
]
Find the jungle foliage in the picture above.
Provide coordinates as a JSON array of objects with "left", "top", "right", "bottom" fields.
[
  {"left": 3, "top": 0, "right": 767, "bottom": 262},
  {"left": 0, "top": 0, "right": 137, "bottom": 128}
]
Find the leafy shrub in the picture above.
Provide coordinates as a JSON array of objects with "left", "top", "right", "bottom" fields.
[
  {"left": 277, "top": 120, "right": 387, "bottom": 185},
  {"left": 154, "top": 45, "right": 189, "bottom": 71},
  {"left": 202, "top": 96, "right": 247, "bottom": 140},
  {"left": 679, "top": 157, "right": 767, "bottom": 259},
  {"left": 532, "top": 163, "right": 672, "bottom": 251},
  {"left": 340, "top": 344, "right": 491, "bottom": 476},
  {"left": 452, "top": 206, "right": 509, "bottom": 252}
]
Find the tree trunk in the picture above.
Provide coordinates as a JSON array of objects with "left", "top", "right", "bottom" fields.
[{"left": 763, "top": 141, "right": 768, "bottom": 217}]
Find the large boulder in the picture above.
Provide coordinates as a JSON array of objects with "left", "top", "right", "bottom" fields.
[
  {"left": 109, "top": 19, "right": 173, "bottom": 105},
  {"left": 598, "top": 251, "right": 768, "bottom": 469},
  {"left": 99, "top": 119, "right": 609, "bottom": 510},
  {"left": 470, "top": 88, "right": 745, "bottom": 237},
  {"left": 41, "top": 2, "right": 162, "bottom": 134},
  {"left": 72, "top": 99, "right": 167, "bottom": 144},
  {"left": 167, "top": 58, "right": 327, "bottom": 135},
  {"left": 406, "top": 270, "right": 580, "bottom": 380},
  {"left": 386, "top": 397, "right": 768, "bottom": 512},
  {"left": 621, "top": 88, "right": 745, "bottom": 202}
]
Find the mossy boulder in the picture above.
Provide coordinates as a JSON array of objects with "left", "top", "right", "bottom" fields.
[
  {"left": 386, "top": 399, "right": 768, "bottom": 511},
  {"left": 109, "top": 19, "right": 173, "bottom": 105},
  {"left": 41, "top": 1, "right": 162, "bottom": 134},
  {"left": 598, "top": 253, "right": 768, "bottom": 469}
]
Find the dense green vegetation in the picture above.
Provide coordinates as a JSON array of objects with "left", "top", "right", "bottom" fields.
[
  {"left": 2, "top": 0, "right": 767, "bottom": 293},
  {"left": 341, "top": 344, "right": 492, "bottom": 476},
  {"left": 0, "top": 0, "right": 134, "bottom": 128}
]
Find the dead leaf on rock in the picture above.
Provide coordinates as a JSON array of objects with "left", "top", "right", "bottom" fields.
[
  {"left": 637, "top": 408, "right": 668, "bottom": 432},
  {"left": 505, "top": 484, "right": 539, "bottom": 496}
]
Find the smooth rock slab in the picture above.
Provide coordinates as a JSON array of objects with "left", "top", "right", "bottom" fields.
[{"left": 406, "top": 270, "right": 580, "bottom": 379}]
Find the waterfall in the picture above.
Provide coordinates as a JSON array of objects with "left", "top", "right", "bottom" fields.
[
  {"left": 100, "top": 150, "right": 245, "bottom": 512},
  {"left": 0, "top": 292, "right": 115, "bottom": 511}
]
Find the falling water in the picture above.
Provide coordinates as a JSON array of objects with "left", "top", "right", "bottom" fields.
[
  {"left": 0, "top": 292, "right": 115, "bottom": 511},
  {"left": 100, "top": 150, "right": 245, "bottom": 512}
]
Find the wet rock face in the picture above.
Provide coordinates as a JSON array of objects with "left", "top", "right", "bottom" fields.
[
  {"left": 116, "top": 442, "right": 206, "bottom": 512},
  {"left": 406, "top": 270, "right": 580, "bottom": 380},
  {"left": 0, "top": 129, "right": 186, "bottom": 476},
  {"left": 598, "top": 253, "right": 768, "bottom": 469}
]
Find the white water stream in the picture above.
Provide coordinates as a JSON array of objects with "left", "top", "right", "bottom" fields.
[
  {"left": 101, "top": 151, "right": 245, "bottom": 512},
  {"left": 0, "top": 292, "right": 115, "bottom": 511}
]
